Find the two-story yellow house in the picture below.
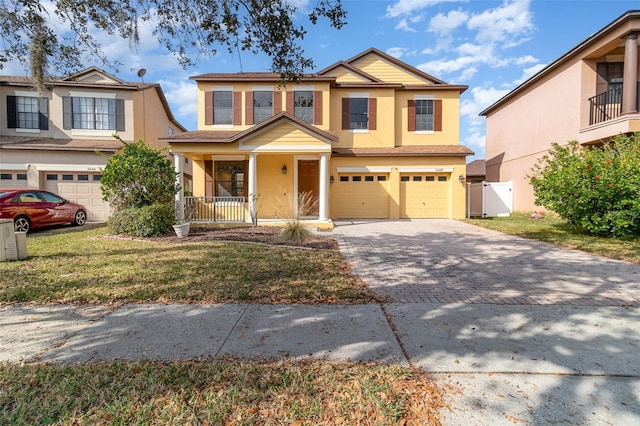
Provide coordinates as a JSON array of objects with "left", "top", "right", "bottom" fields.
[{"left": 164, "top": 48, "right": 472, "bottom": 227}]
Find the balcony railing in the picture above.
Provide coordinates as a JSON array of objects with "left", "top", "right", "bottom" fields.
[
  {"left": 589, "top": 86, "right": 622, "bottom": 125},
  {"left": 184, "top": 196, "right": 246, "bottom": 222}
]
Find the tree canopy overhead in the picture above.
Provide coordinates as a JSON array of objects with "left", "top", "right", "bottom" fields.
[{"left": 1, "top": 0, "right": 346, "bottom": 86}]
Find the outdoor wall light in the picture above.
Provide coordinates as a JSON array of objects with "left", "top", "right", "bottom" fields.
[
  {"left": 281, "top": 165, "right": 287, "bottom": 175},
  {"left": 330, "top": 175, "right": 335, "bottom": 184},
  {"left": 458, "top": 174, "right": 466, "bottom": 183}
]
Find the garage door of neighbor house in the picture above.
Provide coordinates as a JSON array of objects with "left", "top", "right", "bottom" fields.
[
  {"left": 334, "top": 173, "right": 390, "bottom": 218},
  {"left": 0, "top": 171, "right": 29, "bottom": 189},
  {"left": 44, "top": 173, "right": 109, "bottom": 221},
  {"left": 400, "top": 173, "right": 450, "bottom": 218}
]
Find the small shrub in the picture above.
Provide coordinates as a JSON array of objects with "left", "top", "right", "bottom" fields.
[
  {"left": 108, "top": 203, "right": 175, "bottom": 237},
  {"left": 278, "top": 220, "right": 313, "bottom": 243}
]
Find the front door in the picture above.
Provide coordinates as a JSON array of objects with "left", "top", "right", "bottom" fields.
[{"left": 297, "top": 160, "right": 319, "bottom": 218}]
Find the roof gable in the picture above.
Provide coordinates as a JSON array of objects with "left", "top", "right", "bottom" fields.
[
  {"left": 317, "top": 61, "right": 382, "bottom": 83},
  {"left": 64, "top": 67, "right": 126, "bottom": 85},
  {"left": 346, "top": 48, "right": 446, "bottom": 85}
]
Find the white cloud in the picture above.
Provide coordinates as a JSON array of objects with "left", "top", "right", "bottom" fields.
[
  {"left": 515, "top": 55, "right": 538, "bottom": 65},
  {"left": 386, "top": 47, "right": 408, "bottom": 59},
  {"left": 395, "top": 18, "right": 417, "bottom": 32},
  {"left": 461, "top": 85, "right": 511, "bottom": 120},
  {"left": 428, "top": 9, "right": 469, "bottom": 36},
  {"left": 468, "top": 0, "right": 535, "bottom": 46},
  {"left": 158, "top": 78, "right": 198, "bottom": 129},
  {"left": 462, "top": 131, "right": 486, "bottom": 152},
  {"left": 386, "top": 0, "right": 464, "bottom": 18},
  {"left": 514, "top": 63, "right": 546, "bottom": 85}
]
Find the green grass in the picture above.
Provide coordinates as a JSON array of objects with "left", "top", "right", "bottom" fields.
[
  {"left": 0, "top": 360, "right": 446, "bottom": 425},
  {"left": 464, "top": 211, "right": 640, "bottom": 264},
  {"left": 0, "top": 226, "right": 377, "bottom": 305}
]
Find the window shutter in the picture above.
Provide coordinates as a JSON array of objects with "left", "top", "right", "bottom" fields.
[
  {"left": 233, "top": 91, "right": 242, "bottom": 125},
  {"left": 205, "top": 160, "right": 213, "bottom": 197},
  {"left": 204, "top": 91, "right": 213, "bottom": 125},
  {"left": 313, "top": 91, "right": 323, "bottom": 125},
  {"left": 245, "top": 91, "right": 253, "bottom": 125},
  {"left": 286, "top": 91, "right": 294, "bottom": 114},
  {"left": 62, "top": 96, "right": 72, "bottom": 129},
  {"left": 434, "top": 99, "right": 442, "bottom": 132},
  {"left": 39, "top": 98, "right": 49, "bottom": 130},
  {"left": 243, "top": 160, "right": 249, "bottom": 199},
  {"left": 368, "top": 98, "right": 377, "bottom": 130},
  {"left": 341, "top": 98, "right": 350, "bottom": 130},
  {"left": 407, "top": 100, "right": 416, "bottom": 132},
  {"left": 273, "top": 91, "right": 282, "bottom": 114},
  {"left": 6, "top": 96, "right": 17, "bottom": 128},
  {"left": 115, "top": 99, "right": 125, "bottom": 132}
]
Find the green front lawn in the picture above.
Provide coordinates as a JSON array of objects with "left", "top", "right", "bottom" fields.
[
  {"left": 464, "top": 212, "right": 640, "bottom": 264},
  {"left": 0, "top": 226, "right": 377, "bottom": 305},
  {"left": 0, "top": 360, "right": 446, "bottom": 425}
]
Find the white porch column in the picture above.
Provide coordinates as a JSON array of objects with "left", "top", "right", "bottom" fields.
[
  {"left": 174, "top": 153, "right": 184, "bottom": 222},
  {"left": 318, "top": 152, "right": 329, "bottom": 221},
  {"left": 622, "top": 33, "right": 639, "bottom": 115},
  {"left": 248, "top": 153, "right": 257, "bottom": 221}
]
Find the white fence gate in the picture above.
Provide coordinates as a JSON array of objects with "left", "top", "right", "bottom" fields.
[{"left": 466, "top": 181, "right": 513, "bottom": 218}]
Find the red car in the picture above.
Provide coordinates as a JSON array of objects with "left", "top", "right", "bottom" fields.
[{"left": 0, "top": 189, "right": 87, "bottom": 233}]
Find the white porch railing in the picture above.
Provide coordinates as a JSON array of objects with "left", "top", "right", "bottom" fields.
[{"left": 184, "top": 196, "right": 246, "bottom": 222}]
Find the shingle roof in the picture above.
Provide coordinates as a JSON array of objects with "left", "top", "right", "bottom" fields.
[
  {"left": 0, "top": 136, "right": 122, "bottom": 151},
  {"left": 332, "top": 145, "right": 474, "bottom": 157},
  {"left": 466, "top": 159, "right": 486, "bottom": 176}
]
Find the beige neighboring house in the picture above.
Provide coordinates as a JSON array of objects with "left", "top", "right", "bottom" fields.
[
  {"left": 0, "top": 67, "right": 188, "bottom": 221},
  {"left": 481, "top": 10, "right": 640, "bottom": 211}
]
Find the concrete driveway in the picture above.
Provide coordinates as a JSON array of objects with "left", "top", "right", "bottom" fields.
[{"left": 333, "top": 219, "right": 640, "bottom": 425}]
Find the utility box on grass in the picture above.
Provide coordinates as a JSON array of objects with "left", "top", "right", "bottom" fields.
[{"left": 467, "top": 181, "right": 513, "bottom": 218}]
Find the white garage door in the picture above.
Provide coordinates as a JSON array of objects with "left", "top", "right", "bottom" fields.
[
  {"left": 44, "top": 172, "right": 110, "bottom": 221},
  {"left": 0, "top": 171, "right": 29, "bottom": 189}
]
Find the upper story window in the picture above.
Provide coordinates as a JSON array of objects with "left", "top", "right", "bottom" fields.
[
  {"left": 72, "top": 97, "right": 115, "bottom": 130},
  {"left": 6, "top": 95, "right": 48, "bottom": 131},
  {"left": 213, "top": 91, "right": 233, "bottom": 125},
  {"left": 63, "top": 94, "right": 124, "bottom": 132},
  {"left": 349, "top": 98, "right": 368, "bottom": 129},
  {"left": 293, "top": 91, "right": 313, "bottom": 123},
  {"left": 253, "top": 91, "right": 273, "bottom": 124},
  {"left": 415, "top": 99, "right": 434, "bottom": 131},
  {"left": 341, "top": 95, "right": 376, "bottom": 131},
  {"left": 408, "top": 97, "right": 442, "bottom": 132}
]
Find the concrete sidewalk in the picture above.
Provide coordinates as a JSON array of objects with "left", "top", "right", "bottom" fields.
[{"left": 2, "top": 301, "right": 640, "bottom": 424}]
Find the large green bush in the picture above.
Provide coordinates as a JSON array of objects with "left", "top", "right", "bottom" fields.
[
  {"left": 101, "top": 136, "right": 180, "bottom": 236},
  {"left": 108, "top": 203, "right": 176, "bottom": 237},
  {"left": 530, "top": 133, "right": 640, "bottom": 237}
]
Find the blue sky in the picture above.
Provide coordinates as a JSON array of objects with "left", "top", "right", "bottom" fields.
[{"left": 4, "top": 0, "right": 640, "bottom": 161}]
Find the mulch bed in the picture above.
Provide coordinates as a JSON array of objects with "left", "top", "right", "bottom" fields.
[{"left": 155, "top": 225, "right": 339, "bottom": 250}]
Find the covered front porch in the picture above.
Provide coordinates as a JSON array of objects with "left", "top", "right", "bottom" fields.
[{"left": 165, "top": 113, "right": 337, "bottom": 229}]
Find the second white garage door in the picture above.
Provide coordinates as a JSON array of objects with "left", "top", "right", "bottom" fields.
[
  {"left": 400, "top": 174, "right": 450, "bottom": 218},
  {"left": 44, "top": 173, "right": 110, "bottom": 221}
]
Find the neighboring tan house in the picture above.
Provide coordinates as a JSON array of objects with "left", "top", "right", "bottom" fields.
[
  {"left": 466, "top": 159, "right": 486, "bottom": 183},
  {"left": 481, "top": 10, "right": 640, "bottom": 211},
  {"left": 164, "top": 48, "right": 472, "bottom": 226},
  {"left": 0, "top": 67, "right": 188, "bottom": 221}
]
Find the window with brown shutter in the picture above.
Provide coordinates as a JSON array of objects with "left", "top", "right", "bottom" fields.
[
  {"left": 245, "top": 91, "right": 253, "bottom": 125},
  {"left": 233, "top": 92, "right": 242, "bottom": 125},
  {"left": 407, "top": 99, "right": 416, "bottom": 131},
  {"left": 286, "top": 91, "right": 294, "bottom": 114},
  {"left": 313, "top": 91, "right": 323, "bottom": 125},
  {"left": 204, "top": 160, "right": 213, "bottom": 198},
  {"left": 434, "top": 99, "right": 442, "bottom": 132},
  {"left": 273, "top": 91, "right": 282, "bottom": 114},
  {"left": 204, "top": 91, "right": 213, "bottom": 125},
  {"left": 368, "top": 98, "right": 377, "bottom": 130}
]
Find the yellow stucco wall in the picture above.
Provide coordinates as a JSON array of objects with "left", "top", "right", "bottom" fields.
[{"left": 196, "top": 81, "right": 331, "bottom": 132}]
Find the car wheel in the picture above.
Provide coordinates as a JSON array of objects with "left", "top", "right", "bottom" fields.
[
  {"left": 73, "top": 210, "right": 87, "bottom": 226},
  {"left": 14, "top": 216, "right": 30, "bottom": 233}
]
